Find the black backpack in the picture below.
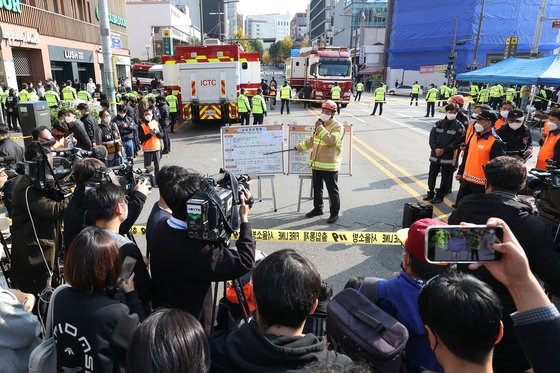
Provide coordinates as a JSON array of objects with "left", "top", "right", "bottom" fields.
[{"left": 327, "top": 281, "right": 408, "bottom": 373}]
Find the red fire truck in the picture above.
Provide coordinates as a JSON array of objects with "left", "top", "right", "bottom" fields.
[
  {"left": 131, "top": 63, "right": 163, "bottom": 89},
  {"left": 285, "top": 46, "right": 353, "bottom": 107},
  {"left": 161, "top": 40, "right": 262, "bottom": 124}
]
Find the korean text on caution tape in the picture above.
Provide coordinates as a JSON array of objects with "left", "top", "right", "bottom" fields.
[{"left": 130, "top": 225, "right": 399, "bottom": 245}]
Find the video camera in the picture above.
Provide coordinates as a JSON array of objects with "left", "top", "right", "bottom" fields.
[
  {"left": 14, "top": 148, "right": 75, "bottom": 192},
  {"left": 186, "top": 171, "right": 253, "bottom": 245},
  {"left": 85, "top": 159, "right": 154, "bottom": 195}
]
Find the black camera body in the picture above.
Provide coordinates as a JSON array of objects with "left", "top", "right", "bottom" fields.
[
  {"left": 85, "top": 160, "right": 153, "bottom": 195},
  {"left": 186, "top": 171, "right": 253, "bottom": 244}
]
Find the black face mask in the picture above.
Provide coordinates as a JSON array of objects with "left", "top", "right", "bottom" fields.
[{"left": 42, "top": 138, "right": 56, "bottom": 147}]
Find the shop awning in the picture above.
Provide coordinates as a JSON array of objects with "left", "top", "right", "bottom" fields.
[{"left": 358, "top": 67, "right": 384, "bottom": 75}]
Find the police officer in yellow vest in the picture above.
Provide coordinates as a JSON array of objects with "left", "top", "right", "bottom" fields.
[
  {"left": 354, "top": 81, "right": 364, "bottom": 102},
  {"left": 411, "top": 81, "right": 421, "bottom": 106},
  {"left": 280, "top": 81, "right": 291, "bottom": 115},
  {"left": 43, "top": 84, "right": 60, "bottom": 108},
  {"left": 165, "top": 89, "right": 179, "bottom": 132},
  {"left": 470, "top": 83, "right": 480, "bottom": 98},
  {"left": 77, "top": 84, "right": 91, "bottom": 102},
  {"left": 489, "top": 84, "right": 502, "bottom": 109},
  {"left": 505, "top": 85, "right": 516, "bottom": 102},
  {"left": 331, "top": 82, "right": 342, "bottom": 114},
  {"left": 296, "top": 100, "right": 344, "bottom": 224},
  {"left": 438, "top": 83, "right": 448, "bottom": 107},
  {"left": 0, "top": 86, "right": 8, "bottom": 116},
  {"left": 252, "top": 88, "right": 267, "bottom": 125},
  {"left": 61, "top": 80, "right": 77, "bottom": 102},
  {"left": 18, "top": 83, "right": 30, "bottom": 103},
  {"left": 371, "top": 84, "right": 386, "bottom": 116},
  {"left": 237, "top": 88, "right": 251, "bottom": 126},
  {"left": 425, "top": 84, "right": 438, "bottom": 117}
]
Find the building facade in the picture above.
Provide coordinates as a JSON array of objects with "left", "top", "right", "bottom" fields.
[
  {"left": 225, "top": 1, "right": 237, "bottom": 39},
  {"left": 290, "top": 12, "right": 307, "bottom": 48},
  {"left": 245, "top": 13, "right": 290, "bottom": 45},
  {"left": 201, "top": 0, "right": 224, "bottom": 39},
  {"left": 127, "top": 0, "right": 198, "bottom": 59},
  {"left": 309, "top": 0, "right": 336, "bottom": 45},
  {"left": 0, "top": 0, "right": 131, "bottom": 89}
]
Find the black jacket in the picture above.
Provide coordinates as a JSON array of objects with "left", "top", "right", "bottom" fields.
[
  {"left": 113, "top": 115, "right": 137, "bottom": 141},
  {"left": 514, "top": 314, "right": 560, "bottom": 372},
  {"left": 496, "top": 124, "right": 532, "bottom": 156},
  {"left": 150, "top": 221, "right": 255, "bottom": 334},
  {"left": 303, "top": 85, "right": 313, "bottom": 99},
  {"left": 81, "top": 113, "right": 100, "bottom": 145},
  {"left": 62, "top": 190, "right": 146, "bottom": 250},
  {"left": 456, "top": 110, "right": 469, "bottom": 130},
  {"left": 0, "top": 137, "right": 24, "bottom": 164},
  {"left": 210, "top": 320, "right": 353, "bottom": 373},
  {"left": 449, "top": 192, "right": 560, "bottom": 371},
  {"left": 157, "top": 103, "right": 170, "bottom": 128},
  {"left": 429, "top": 118, "right": 464, "bottom": 165},
  {"left": 53, "top": 287, "right": 140, "bottom": 373},
  {"left": 69, "top": 119, "right": 93, "bottom": 150}
]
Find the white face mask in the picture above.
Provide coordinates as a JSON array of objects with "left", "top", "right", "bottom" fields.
[
  {"left": 102, "top": 116, "right": 111, "bottom": 124},
  {"left": 144, "top": 115, "right": 153, "bottom": 121},
  {"left": 549, "top": 122, "right": 558, "bottom": 132},
  {"left": 508, "top": 121, "right": 523, "bottom": 130},
  {"left": 65, "top": 116, "right": 74, "bottom": 124},
  {"left": 446, "top": 113, "right": 457, "bottom": 121},
  {"left": 474, "top": 123, "right": 485, "bottom": 133},
  {"left": 118, "top": 113, "right": 126, "bottom": 118},
  {"left": 500, "top": 110, "right": 510, "bottom": 119},
  {"left": 320, "top": 114, "right": 331, "bottom": 122}
]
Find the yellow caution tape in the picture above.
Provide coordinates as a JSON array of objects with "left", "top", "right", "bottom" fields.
[
  {"left": 130, "top": 225, "right": 400, "bottom": 245},
  {"left": 8, "top": 135, "right": 32, "bottom": 140}
]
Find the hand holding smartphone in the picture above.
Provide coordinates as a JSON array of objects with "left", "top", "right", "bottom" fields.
[
  {"left": 117, "top": 256, "right": 137, "bottom": 288},
  {"left": 425, "top": 225, "right": 503, "bottom": 264}
]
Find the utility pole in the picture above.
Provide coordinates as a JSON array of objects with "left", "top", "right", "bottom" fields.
[
  {"left": 531, "top": 0, "right": 547, "bottom": 57},
  {"left": 98, "top": 0, "right": 116, "bottom": 115},
  {"left": 199, "top": 0, "right": 204, "bottom": 45},
  {"left": 472, "top": 0, "right": 486, "bottom": 70},
  {"left": 448, "top": 15, "right": 458, "bottom": 85}
]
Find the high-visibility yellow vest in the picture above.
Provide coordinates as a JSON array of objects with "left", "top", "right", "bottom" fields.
[
  {"left": 44, "top": 91, "right": 59, "bottom": 107},
  {"left": 451, "top": 87, "right": 458, "bottom": 95},
  {"left": 62, "top": 86, "right": 76, "bottom": 101},
  {"left": 166, "top": 94, "right": 178, "bottom": 113},
  {"left": 374, "top": 87, "right": 385, "bottom": 102},
  {"left": 505, "top": 88, "right": 516, "bottom": 101},
  {"left": 356, "top": 83, "right": 364, "bottom": 92},
  {"left": 77, "top": 90, "right": 90, "bottom": 101},
  {"left": 331, "top": 86, "right": 341, "bottom": 100},
  {"left": 116, "top": 93, "right": 122, "bottom": 103},
  {"left": 478, "top": 89, "right": 490, "bottom": 103},
  {"left": 238, "top": 94, "right": 250, "bottom": 113},
  {"left": 411, "top": 84, "right": 420, "bottom": 94},
  {"left": 1, "top": 90, "right": 9, "bottom": 105},
  {"left": 280, "top": 86, "right": 291, "bottom": 99},
  {"left": 252, "top": 95, "right": 265, "bottom": 114},
  {"left": 470, "top": 85, "right": 479, "bottom": 96},
  {"left": 426, "top": 88, "right": 438, "bottom": 102},
  {"left": 18, "top": 89, "right": 29, "bottom": 102},
  {"left": 439, "top": 85, "right": 447, "bottom": 95},
  {"left": 490, "top": 86, "right": 501, "bottom": 98}
]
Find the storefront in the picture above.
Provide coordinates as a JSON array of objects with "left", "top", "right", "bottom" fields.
[
  {"left": 97, "top": 53, "right": 131, "bottom": 81},
  {"left": 48, "top": 46, "right": 95, "bottom": 84},
  {"left": 0, "top": 23, "right": 43, "bottom": 88}
]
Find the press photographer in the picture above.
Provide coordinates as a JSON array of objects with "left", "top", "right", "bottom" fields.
[
  {"left": 150, "top": 171, "right": 256, "bottom": 335},
  {"left": 10, "top": 141, "right": 71, "bottom": 295},
  {"left": 0, "top": 124, "right": 23, "bottom": 164},
  {"left": 63, "top": 157, "right": 151, "bottom": 250}
]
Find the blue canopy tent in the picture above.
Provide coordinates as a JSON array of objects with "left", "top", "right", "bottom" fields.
[{"left": 456, "top": 56, "right": 560, "bottom": 85}]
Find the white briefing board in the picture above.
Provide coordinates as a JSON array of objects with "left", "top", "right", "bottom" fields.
[
  {"left": 221, "top": 125, "right": 284, "bottom": 175},
  {"left": 287, "top": 124, "right": 353, "bottom": 176}
]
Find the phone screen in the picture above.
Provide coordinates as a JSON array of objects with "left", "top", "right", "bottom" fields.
[
  {"left": 120, "top": 256, "right": 137, "bottom": 284},
  {"left": 426, "top": 225, "right": 503, "bottom": 263}
]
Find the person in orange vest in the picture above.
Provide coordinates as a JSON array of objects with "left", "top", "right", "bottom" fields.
[
  {"left": 494, "top": 101, "right": 516, "bottom": 131},
  {"left": 455, "top": 110, "right": 506, "bottom": 204},
  {"left": 536, "top": 110, "right": 560, "bottom": 169},
  {"left": 138, "top": 107, "right": 164, "bottom": 183}
]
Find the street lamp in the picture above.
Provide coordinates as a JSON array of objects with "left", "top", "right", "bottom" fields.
[{"left": 145, "top": 44, "right": 150, "bottom": 61}]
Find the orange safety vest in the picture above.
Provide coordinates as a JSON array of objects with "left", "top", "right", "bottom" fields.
[
  {"left": 463, "top": 133, "right": 497, "bottom": 185},
  {"left": 536, "top": 131, "right": 560, "bottom": 169},
  {"left": 494, "top": 118, "right": 506, "bottom": 130},
  {"left": 140, "top": 122, "right": 161, "bottom": 152}
]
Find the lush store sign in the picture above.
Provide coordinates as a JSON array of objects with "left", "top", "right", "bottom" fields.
[
  {"left": 0, "top": 0, "right": 22, "bottom": 13},
  {"left": 95, "top": 7, "right": 127, "bottom": 27}
]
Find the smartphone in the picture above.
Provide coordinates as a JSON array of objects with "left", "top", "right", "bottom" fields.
[
  {"left": 119, "top": 256, "right": 137, "bottom": 284},
  {"left": 425, "top": 225, "right": 503, "bottom": 264}
]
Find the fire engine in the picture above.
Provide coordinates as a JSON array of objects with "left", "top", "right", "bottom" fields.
[
  {"left": 285, "top": 46, "right": 352, "bottom": 107},
  {"left": 161, "top": 39, "right": 262, "bottom": 124},
  {"left": 131, "top": 63, "right": 163, "bottom": 89}
]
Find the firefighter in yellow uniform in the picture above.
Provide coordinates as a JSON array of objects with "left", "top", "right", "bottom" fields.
[
  {"left": 237, "top": 88, "right": 251, "bottom": 126},
  {"left": 296, "top": 100, "right": 344, "bottom": 224},
  {"left": 252, "top": 88, "right": 267, "bottom": 125},
  {"left": 165, "top": 89, "right": 179, "bottom": 132},
  {"left": 331, "top": 82, "right": 342, "bottom": 114},
  {"left": 61, "top": 80, "right": 77, "bottom": 103},
  {"left": 280, "top": 82, "right": 291, "bottom": 115},
  {"left": 354, "top": 81, "right": 364, "bottom": 101},
  {"left": 371, "top": 84, "right": 386, "bottom": 116},
  {"left": 18, "top": 84, "right": 30, "bottom": 103},
  {"left": 411, "top": 81, "right": 421, "bottom": 106},
  {"left": 43, "top": 84, "right": 60, "bottom": 108}
]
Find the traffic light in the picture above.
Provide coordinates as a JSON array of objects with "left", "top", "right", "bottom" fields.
[
  {"left": 444, "top": 70, "right": 450, "bottom": 79},
  {"left": 448, "top": 55, "right": 455, "bottom": 70}
]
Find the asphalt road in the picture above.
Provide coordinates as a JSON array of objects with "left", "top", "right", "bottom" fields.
[{"left": 134, "top": 92, "right": 541, "bottom": 294}]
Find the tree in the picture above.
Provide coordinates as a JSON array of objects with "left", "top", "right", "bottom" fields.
[
  {"left": 150, "top": 56, "right": 162, "bottom": 64},
  {"left": 234, "top": 27, "right": 253, "bottom": 52},
  {"left": 131, "top": 57, "right": 142, "bottom": 64},
  {"left": 279, "top": 36, "right": 294, "bottom": 62},
  {"left": 301, "top": 37, "right": 309, "bottom": 48},
  {"left": 263, "top": 50, "right": 271, "bottom": 64},
  {"left": 268, "top": 41, "right": 282, "bottom": 65},
  {"left": 249, "top": 39, "right": 264, "bottom": 57}
]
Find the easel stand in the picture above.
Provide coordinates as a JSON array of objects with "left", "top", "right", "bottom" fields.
[
  {"left": 297, "top": 175, "right": 313, "bottom": 212},
  {"left": 256, "top": 175, "right": 278, "bottom": 212}
]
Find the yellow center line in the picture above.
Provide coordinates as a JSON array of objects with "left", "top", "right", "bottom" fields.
[{"left": 354, "top": 136, "right": 455, "bottom": 209}]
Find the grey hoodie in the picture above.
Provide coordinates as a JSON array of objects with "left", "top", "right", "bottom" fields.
[{"left": 0, "top": 288, "right": 41, "bottom": 372}]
